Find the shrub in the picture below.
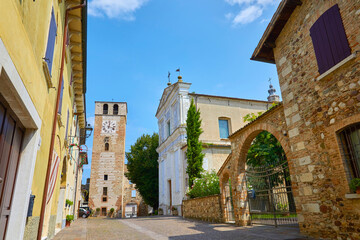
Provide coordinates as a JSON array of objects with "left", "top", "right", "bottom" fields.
[
  {"left": 96, "top": 208, "right": 100, "bottom": 212},
  {"left": 154, "top": 210, "right": 158, "bottom": 215},
  {"left": 110, "top": 208, "right": 114, "bottom": 213},
  {"left": 66, "top": 215, "right": 74, "bottom": 222},
  {"left": 171, "top": 206, "right": 177, "bottom": 211},
  {"left": 187, "top": 170, "right": 220, "bottom": 199}
]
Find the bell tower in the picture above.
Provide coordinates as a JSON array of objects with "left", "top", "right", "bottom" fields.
[{"left": 89, "top": 101, "right": 127, "bottom": 216}]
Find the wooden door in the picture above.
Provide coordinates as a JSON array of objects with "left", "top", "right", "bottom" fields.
[
  {"left": 168, "top": 180, "right": 172, "bottom": 207},
  {"left": 0, "top": 102, "right": 24, "bottom": 239}
]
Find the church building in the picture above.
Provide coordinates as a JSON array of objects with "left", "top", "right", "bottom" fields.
[{"left": 156, "top": 76, "right": 276, "bottom": 215}]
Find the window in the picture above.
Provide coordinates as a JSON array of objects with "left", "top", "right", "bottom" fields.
[
  {"left": 129, "top": 180, "right": 132, "bottom": 184},
  {"left": 104, "top": 175, "right": 108, "bottom": 181},
  {"left": 113, "top": 104, "right": 119, "bottom": 115},
  {"left": 102, "top": 197, "right": 107, "bottom": 202},
  {"left": 103, "top": 187, "right": 107, "bottom": 196},
  {"left": 105, "top": 143, "right": 109, "bottom": 151},
  {"left": 101, "top": 207, "right": 107, "bottom": 216},
  {"left": 58, "top": 78, "right": 64, "bottom": 114},
  {"left": 103, "top": 104, "right": 108, "bottom": 114},
  {"left": 338, "top": 123, "right": 360, "bottom": 180},
  {"left": 219, "top": 119, "right": 230, "bottom": 139},
  {"left": 65, "top": 109, "right": 69, "bottom": 139},
  {"left": 44, "top": 7, "right": 57, "bottom": 75},
  {"left": 131, "top": 190, "right": 136, "bottom": 198},
  {"left": 310, "top": 4, "right": 351, "bottom": 74},
  {"left": 167, "top": 121, "right": 171, "bottom": 137}
]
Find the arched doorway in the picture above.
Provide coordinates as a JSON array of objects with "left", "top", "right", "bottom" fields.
[
  {"left": 221, "top": 173, "right": 235, "bottom": 223},
  {"left": 244, "top": 130, "right": 297, "bottom": 227},
  {"left": 124, "top": 202, "right": 138, "bottom": 218}
]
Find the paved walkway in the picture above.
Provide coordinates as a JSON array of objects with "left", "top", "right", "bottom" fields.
[{"left": 53, "top": 216, "right": 311, "bottom": 240}]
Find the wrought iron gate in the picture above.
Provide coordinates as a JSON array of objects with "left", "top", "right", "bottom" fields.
[{"left": 245, "top": 161, "right": 298, "bottom": 227}]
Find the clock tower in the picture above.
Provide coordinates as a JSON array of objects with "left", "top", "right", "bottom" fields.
[{"left": 89, "top": 101, "right": 127, "bottom": 216}]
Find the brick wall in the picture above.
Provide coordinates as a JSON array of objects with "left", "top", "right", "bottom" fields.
[
  {"left": 182, "top": 195, "right": 222, "bottom": 223},
  {"left": 89, "top": 102, "right": 127, "bottom": 215}
]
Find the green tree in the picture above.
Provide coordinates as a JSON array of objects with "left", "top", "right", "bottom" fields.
[
  {"left": 125, "top": 133, "right": 159, "bottom": 209},
  {"left": 186, "top": 98, "right": 205, "bottom": 187}
]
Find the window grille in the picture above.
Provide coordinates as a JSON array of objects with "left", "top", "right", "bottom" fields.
[
  {"left": 103, "top": 187, "right": 108, "bottom": 196},
  {"left": 338, "top": 123, "right": 360, "bottom": 179}
]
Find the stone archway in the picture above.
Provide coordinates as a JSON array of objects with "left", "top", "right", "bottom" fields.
[{"left": 219, "top": 104, "right": 299, "bottom": 227}]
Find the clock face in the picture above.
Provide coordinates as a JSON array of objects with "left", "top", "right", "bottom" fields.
[{"left": 102, "top": 120, "right": 116, "bottom": 133}]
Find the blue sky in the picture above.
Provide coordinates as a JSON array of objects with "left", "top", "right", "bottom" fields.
[{"left": 82, "top": 0, "right": 282, "bottom": 183}]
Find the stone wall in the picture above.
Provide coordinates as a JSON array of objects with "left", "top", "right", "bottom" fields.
[
  {"left": 182, "top": 195, "right": 222, "bottom": 223},
  {"left": 271, "top": 1, "right": 360, "bottom": 239},
  {"left": 89, "top": 102, "right": 127, "bottom": 214}
]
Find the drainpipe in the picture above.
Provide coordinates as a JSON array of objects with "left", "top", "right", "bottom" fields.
[{"left": 37, "top": 1, "right": 87, "bottom": 239}]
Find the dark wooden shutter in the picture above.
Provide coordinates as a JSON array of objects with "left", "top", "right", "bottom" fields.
[
  {"left": 45, "top": 8, "right": 57, "bottom": 75},
  {"left": 310, "top": 4, "right": 351, "bottom": 74},
  {"left": 58, "top": 78, "right": 64, "bottom": 114},
  {"left": 323, "top": 4, "right": 351, "bottom": 65}
]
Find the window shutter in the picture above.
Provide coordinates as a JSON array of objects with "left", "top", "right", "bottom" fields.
[
  {"left": 323, "top": 4, "right": 351, "bottom": 65},
  {"left": 45, "top": 8, "right": 57, "bottom": 75},
  {"left": 58, "top": 78, "right": 64, "bottom": 114},
  {"left": 65, "top": 109, "right": 69, "bottom": 139},
  {"left": 310, "top": 16, "right": 334, "bottom": 74},
  {"left": 310, "top": 4, "right": 351, "bottom": 74}
]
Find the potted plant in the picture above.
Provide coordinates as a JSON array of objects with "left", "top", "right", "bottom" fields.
[
  {"left": 96, "top": 208, "right": 100, "bottom": 217},
  {"left": 158, "top": 208, "right": 163, "bottom": 215},
  {"left": 171, "top": 206, "right": 178, "bottom": 216},
  {"left": 66, "top": 215, "right": 74, "bottom": 227},
  {"left": 65, "top": 199, "right": 73, "bottom": 208},
  {"left": 109, "top": 208, "right": 115, "bottom": 218},
  {"left": 349, "top": 178, "right": 360, "bottom": 194}
]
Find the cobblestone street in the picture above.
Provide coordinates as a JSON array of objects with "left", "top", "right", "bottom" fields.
[{"left": 53, "top": 216, "right": 309, "bottom": 240}]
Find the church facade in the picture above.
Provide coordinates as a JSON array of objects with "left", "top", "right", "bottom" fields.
[{"left": 156, "top": 76, "right": 273, "bottom": 215}]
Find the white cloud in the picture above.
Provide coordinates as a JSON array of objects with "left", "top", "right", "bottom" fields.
[
  {"left": 88, "top": 0, "right": 148, "bottom": 20},
  {"left": 225, "top": 0, "right": 280, "bottom": 25},
  {"left": 225, "top": 12, "right": 234, "bottom": 20},
  {"left": 225, "top": 0, "right": 254, "bottom": 6},
  {"left": 233, "top": 5, "right": 263, "bottom": 25}
]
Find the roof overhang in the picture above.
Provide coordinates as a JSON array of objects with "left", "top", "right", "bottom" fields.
[
  {"left": 67, "top": 0, "right": 87, "bottom": 128},
  {"left": 250, "top": 0, "right": 302, "bottom": 63}
]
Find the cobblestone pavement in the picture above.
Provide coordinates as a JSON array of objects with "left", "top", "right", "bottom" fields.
[{"left": 53, "top": 216, "right": 311, "bottom": 240}]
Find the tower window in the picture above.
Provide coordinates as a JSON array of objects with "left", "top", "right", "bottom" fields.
[
  {"left": 131, "top": 190, "right": 136, "bottom": 198},
  {"left": 103, "top": 104, "right": 108, "bottom": 114},
  {"left": 113, "top": 104, "right": 119, "bottom": 115},
  {"left": 105, "top": 143, "right": 109, "bottom": 151},
  {"left": 104, "top": 175, "right": 108, "bottom": 180},
  {"left": 102, "top": 197, "right": 107, "bottom": 202},
  {"left": 103, "top": 187, "right": 108, "bottom": 196}
]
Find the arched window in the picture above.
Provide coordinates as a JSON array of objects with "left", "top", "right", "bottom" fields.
[
  {"left": 113, "top": 104, "right": 119, "bottom": 115},
  {"left": 105, "top": 143, "right": 109, "bottom": 151},
  {"left": 103, "top": 104, "right": 108, "bottom": 114}
]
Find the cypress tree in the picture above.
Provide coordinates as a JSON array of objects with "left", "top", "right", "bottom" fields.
[{"left": 186, "top": 98, "right": 205, "bottom": 187}]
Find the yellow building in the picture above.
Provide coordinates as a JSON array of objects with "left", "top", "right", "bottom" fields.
[{"left": 0, "top": 1, "right": 88, "bottom": 239}]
